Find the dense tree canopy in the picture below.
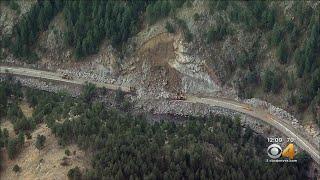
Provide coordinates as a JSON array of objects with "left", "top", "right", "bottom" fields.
[
  {"left": 262, "top": 69, "right": 282, "bottom": 93},
  {"left": 222, "top": 1, "right": 320, "bottom": 127},
  {"left": 6, "top": 0, "right": 189, "bottom": 60},
  {"left": 0, "top": 78, "right": 314, "bottom": 179},
  {"left": 10, "top": 0, "right": 64, "bottom": 62},
  {"left": 63, "top": 0, "right": 150, "bottom": 58}
]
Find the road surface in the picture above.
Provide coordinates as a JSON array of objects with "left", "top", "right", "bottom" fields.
[
  {"left": 1, "top": 66, "right": 319, "bottom": 164},
  {"left": 0, "top": 66, "right": 131, "bottom": 92},
  {"left": 187, "top": 96, "right": 320, "bottom": 164}
]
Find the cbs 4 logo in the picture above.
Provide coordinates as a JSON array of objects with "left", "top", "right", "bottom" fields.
[{"left": 267, "top": 143, "right": 295, "bottom": 160}]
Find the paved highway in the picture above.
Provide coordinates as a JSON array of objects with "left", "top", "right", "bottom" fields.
[{"left": 1, "top": 66, "right": 319, "bottom": 164}]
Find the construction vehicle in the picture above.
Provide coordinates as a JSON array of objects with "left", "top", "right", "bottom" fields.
[
  {"left": 170, "top": 86, "right": 187, "bottom": 100},
  {"left": 62, "top": 74, "right": 73, "bottom": 80},
  {"left": 173, "top": 91, "right": 186, "bottom": 100},
  {"left": 129, "top": 86, "right": 136, "bottom": 94}
]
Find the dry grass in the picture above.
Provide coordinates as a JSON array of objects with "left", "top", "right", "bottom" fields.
[
  {"left": 19, "top": 101, "right": 34, "bottom": 118},
  {"left": 0, "top": 120, "right": 15, "bottom": 138},
  {"left": 0, "top": 123, "right": 90, "bottom": 180}
]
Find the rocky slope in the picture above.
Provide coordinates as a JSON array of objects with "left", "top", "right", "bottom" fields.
[{"left": 1, "top": 0, "right": 319, "bottom": 147}]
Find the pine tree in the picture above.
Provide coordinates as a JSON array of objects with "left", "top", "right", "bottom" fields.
[
  {"left": 35, "top": 134, "right": 46, "bottom": 150},
  {"left": 17, "top": 132, "right": 25, "bottom": 147},
  {"left": 277, "top": 41, "right": 288, "bottom": 64},
  {"left": 7, "top": 139, "right": 17, "bottom": 159}
]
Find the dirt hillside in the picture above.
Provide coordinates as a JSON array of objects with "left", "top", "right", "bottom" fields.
[{"left": 0, "top": 123, "right": 90, "bottom": 180}]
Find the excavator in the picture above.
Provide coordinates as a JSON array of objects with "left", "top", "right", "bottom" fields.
[
  {"left": 171, "top": 86, "right": 186, "bottom": 100},
  {"left": 61, "top": 74, "right": 73, "bottom": 80},
  {"left": 173, "top": 91, "right": 187, "bottom": 100}
]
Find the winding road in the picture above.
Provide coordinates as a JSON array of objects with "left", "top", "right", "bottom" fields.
[
  {"left": 0, "top": 66, "right": 131, "bottom": 92},
  {"left": 1, "top": 66, "right": 319, "bottom": 164}
]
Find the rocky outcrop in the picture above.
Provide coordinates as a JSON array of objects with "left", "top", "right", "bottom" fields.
[{"left": 171, "top": 37, "right": 223, "bottom": 95}]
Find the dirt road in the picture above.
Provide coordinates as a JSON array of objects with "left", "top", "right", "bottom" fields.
[
  {"left": 0, "top": 66, "right": 131, "bottom": 92},
  {"left": 1, "top": 66, "right": 319, "bottom": 164}
]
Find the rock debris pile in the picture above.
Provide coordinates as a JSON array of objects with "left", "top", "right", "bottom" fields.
[{"left": 244, "top": 98, "right": 320, "bottom": 148}]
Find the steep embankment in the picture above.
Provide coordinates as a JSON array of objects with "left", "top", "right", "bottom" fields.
[
  {"left": 1, "top": 0, "right": 319, "bottom": 165},
  {"left": 1, "top": 66, "right": 319, "bottom": 164}
]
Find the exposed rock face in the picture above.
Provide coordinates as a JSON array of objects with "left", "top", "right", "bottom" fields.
[{"left": 171, "top": 37, "right": 222, "bottom": 95}]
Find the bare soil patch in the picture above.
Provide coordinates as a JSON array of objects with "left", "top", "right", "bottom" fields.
[
  {"left": 19, "top": 101, "right": 33, "bottom": 118},
  {"left": 136, "top": 32, "right": 183, "bottom": 93},
  {"left": 0, "top": 120, "right": 15, "bottom": 138}
]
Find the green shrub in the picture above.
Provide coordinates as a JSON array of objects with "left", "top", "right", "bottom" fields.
[
  {"left": 26, "top": 132, "right": 32, "bottom": 139},
  {"left": 9, "top": 1, "right": 20, "bottom": 11},
  {"left": 174, "top": 18, "right": 193, "bottom": 42},
  {"left": 81, "top": 83, "right": 96, "bottom": 103},
  {"left": 7, "top": 139, "right": 18, "bottom": 159},
  {"left": 26, "top": 52, "right": 39, "bottom": 64},
  {"left": 261, "top": 8, "right": 276, "bottom": 30},
  {"left": 65, "top": 149, "right": 71, "bottom": 156},
  {"left": 237, "top": 50, "right": 257, "bottom": 69},
  {"left": 206, "top": 23, "right": 230, "bottom": 43},
  {"left": 244, "top": 70, "right": 259, "bottom": 86},
  {"left": 146, "top": 1, "right": 171, "bottom": 25},
  {"left": 210, "top": 0, "right": 229, "bottom": 12},
  {"left": 68, "top": 166, "right": 82, "bottom": 180},
  {"left": 193, "top": 13, "right": 200, "bottom": 21},
  {"left": 115, "top": 88, "right": 125, "bottom": 104},
  {"left": 262, "top": 69, "right": 282, "bottom": 93},
  {"left": 13, "top": 117, "right": 35, "bottom": 133},
  {"left": 35, "top": 134, "right": 46, "bottom": 150},
  {"left": 184, "top": 30, "right": 193, "bottom": 42},
  {"left": 171, "top": 0, "right": 185, "bottom": 10},
  {"left": 13, "top": 164, "right": 20, "bottom": 173},
  {"left": 7, "top": 103, "right": 24, "bottom": 122},
  {"left": 1, "top": 36, "right": 11, "bottom": 48},
  {"left": 165, "top": 22, "right": 175, "bottom": 33},
  {"left": 286, "top": 72, "right": 295, "bottom": 90},
  {"left": 287, "top": 92, "right": 296, "bottom": 106},
  {"left": 269, "top": 24, "right": 283, "bottom": 46},
  {"left": 276, "top": 41, "right": 288, "bottom": 64},
  {"left": 17, "top": 132, "right": 25, "bottom": 147}
]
